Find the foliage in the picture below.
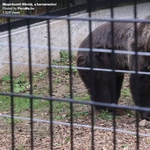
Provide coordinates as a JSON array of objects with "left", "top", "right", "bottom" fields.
[
  {"left": 97, "top": 110, "right": 113, "bottom": 120},
  {"left": 2, "top": 73, "right": 30, "bottom": 93}
]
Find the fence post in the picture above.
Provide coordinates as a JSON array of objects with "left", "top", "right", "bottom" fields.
[
  {"left": 70, "top": 0, "right": 75, "bottom": 5},
  {"left": 87, "top": 0, "right": 95, "bottom": 12}
]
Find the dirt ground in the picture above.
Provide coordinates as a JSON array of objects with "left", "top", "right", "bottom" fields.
[{"left": 0, "top": 57, "right": 150, "bottom": 149}]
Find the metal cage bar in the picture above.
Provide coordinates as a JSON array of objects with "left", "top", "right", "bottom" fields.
[{"left": 0, "top": 0, "right": 150, "bottom": 149}]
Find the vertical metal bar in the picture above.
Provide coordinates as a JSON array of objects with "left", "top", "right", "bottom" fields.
[
  {"left": 25, "top": 1, "right": 33, "bottom": 149},
  {"left": 91, "top": 0, "right": 95, "bottom": 12},
  {"left": 133, "top": 0, "right": 139, "bottom": 149},
  {"left": 27, "top": 16, "right": 34, "bottom": 150},
  {"left": 67, "top": 0, "right": 73, "bottom": 149},
  {"left": 110, "top": 0, "right": 116, "bottom": 149},
  {"left": 71, "top": 0, "right": 75, "bottom": 5},
  {"left": 8, "top": 15, "right": 15, "bottom": 150},
  {"left": 88, "top": 0, "right": 94, "bottom": 149},
  {"left": 46, "top": 5, "right": 53, "bottom": 149},
  {"left": 62, "top": 0, "right": 65, "bottom": 7},
  {"left": 6, "top": 1, "right": 15, "bottom": 150},
  {"left": 25, "top": 0, "right": 34, "bottom": 148},
  {"left": 48, "top": 21, "right": 53, "bottom": 150}
]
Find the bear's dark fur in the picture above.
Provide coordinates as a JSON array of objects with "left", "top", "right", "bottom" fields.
[{"left": 77, "top": 16, "right": 150, "bottom": 120}]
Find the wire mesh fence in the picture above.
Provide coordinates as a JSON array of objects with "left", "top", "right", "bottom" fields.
[{"left": 0, "top": 0, "right": 150, "bottom": 149}]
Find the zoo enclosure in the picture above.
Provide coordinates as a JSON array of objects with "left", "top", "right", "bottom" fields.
[{"left": 0, "top": 0, "right": 150, "bottom": 150}]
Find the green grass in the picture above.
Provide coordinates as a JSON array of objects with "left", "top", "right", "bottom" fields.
[
  {"left": 0, "top": 96, "right": 50, "bottom": 113},
  {"left": 0, "top": 96, "right": 11, "bottom": 112},
  {"left": 121, "top": 144, "right": 128, "bottom": 149},
  {"left": 53, "top": 101, "right": 70, "bottom": 113},
  {"left": 1, "top": 71, "right": 49, "bottom": 94},
  {"left": 0, "top": 95, "right": 71, "bottom": 118},
  {"left": 73, "top": 111, "right": 89, "bottom": 117},
  {"left": 126, "top": 109, "right": 134, "bottom": 118},
  {"left": 2, "top": 74, "right": 11, "bottom": 82},
  {"left": 121, "top": 87, "right": 130, "bottom": 98},
  {"left": 0, "top": 50, "right": 89, "bottom": 121},
  {"left": 1, "top": 73, "right": 30, "bottom": 93},
  {"left": 2, "top": 117, "right": 23, "bottom": 124},
  {"left": 53, "top": 50, "right": 77, "bottom": 75},
  {"left": 33, "top": 70, "right": 48, "bottom": 81},
  {"left": 96, "top": 110, "right": 113, "bottom": 120},
  {"left": 16, "top": 144, "right": 27, "bottom": 150},
  {"left": 74, "top": 94, "right": 90, "bottom": 101}
]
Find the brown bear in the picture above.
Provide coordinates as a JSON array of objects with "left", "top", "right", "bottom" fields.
[{"left": 77, "top": 16, "right": 150, "bottom": 120}]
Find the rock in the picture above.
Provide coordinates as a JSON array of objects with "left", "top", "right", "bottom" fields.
[{"left": 139, "top": 119, "right": 150, "bottom": 127}]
